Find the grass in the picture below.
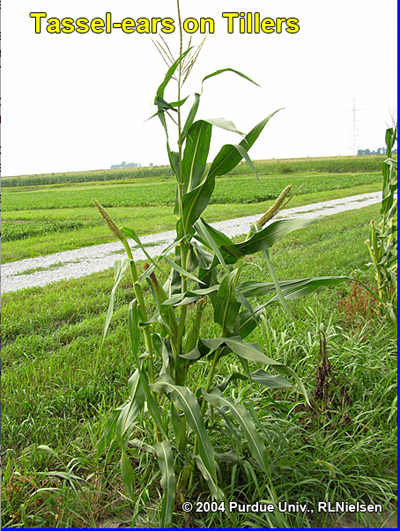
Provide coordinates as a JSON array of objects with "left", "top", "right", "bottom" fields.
[{"left": 2, "top": 203, "right": 397, "bottom": 528}]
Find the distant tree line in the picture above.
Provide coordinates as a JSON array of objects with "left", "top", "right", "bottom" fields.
[
  {"left": 110, "top": 161, "right": 142, "bottom": 169},
  {"left": 358, "top": 147, "right": 397, "bottom": 156}
]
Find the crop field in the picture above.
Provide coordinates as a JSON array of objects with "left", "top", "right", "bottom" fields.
[
  {"left": 3, "top": 171, "right": 382, "bottom": 211},
  {"left": 1, "top": 156, "right": 383, "bottom": 263},
  {"left": 1, "top": 155, "right": 385, "bottom": 188}
]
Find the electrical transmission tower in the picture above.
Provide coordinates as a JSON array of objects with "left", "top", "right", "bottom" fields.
[{"left": 349, "top": 97, "right": 362, "bottom": 155}]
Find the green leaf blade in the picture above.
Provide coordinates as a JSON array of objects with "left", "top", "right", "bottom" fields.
[
  {"left": 208, "top": 110, "right": 281, "bottom": 179},
  {"left": 100, "top": 259, "right": 131, "bottom": 349},
  {"left": 202, "top": 67, "right": 260, "bottom": 88},
  {"left": 182, "top": 120, "right": 212, "bottom": 194},
  {"left": 235, "top": 218, "right": 314, "bottom": 256},
  {"left": 120, "top": 449, "right": 136, "bottom": 501},
  {"left": 155, "top": 439, "right": 176, "bottom": 528},
  {"left": 150, "top": 376, "right": 218, "bottom": 484},
  {"left": 202, "top": 389, "right": 270, "bottom": 475}
]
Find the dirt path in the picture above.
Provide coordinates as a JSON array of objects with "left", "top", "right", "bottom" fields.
[{"left": 2, "top": 192, "right": 381, "bottom": 293}]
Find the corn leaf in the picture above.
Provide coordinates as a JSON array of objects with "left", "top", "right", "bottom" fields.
[
  {"left": 120, "top": 449, "right": 136, "bottom": 501},
  {"left": 129, "top": 439, "right": 155, "bottom": 454},
  {"left": 194, "top": 219, "right": 228, "bottom": 271},
  {"left": 182, "top": 120, "right": 212, "bottom": 193},
  {"left": 155, "top": 439, "right": 176, "bottom": 528},
  {"left": 162, "top": 254, "right": 205, "bottom": 285},
  {"left": 100, "top": 259, "right": 131, "bottom": 349},
  {"left": 213, "top": 270, "right": 241, "bottom": 332},
  {"left": 152, "top": 333, "right": 171, "bottom": 375},
  {"left": 156, "top": 49, "right": 192, "bottom": 101},
  {"left": 115, "top": 370, "right": 145, "bottom": 444},
  {"left": 213, "top": 370, "right": 291, "bottom": 393},
  {"left": 250, "top": 369, "right": 292, "bottom": 388},
  {"left": 238, "top": 276, "right": 350, "bottom": 299},
  {"left": 156, "top": 95, "right": 189, "bottom": 110},
  {"left": 180, "top": 93, "right": 201, "bottom": 145},
  {"left": 235, "top": 218, "right": 313, "bottom": 255},
  {"left": 239, "top": 303, "right": 268, "bottom": 339},
  {"left": 202, "top": 117, "right": 244, "bottom": 136},
  {"left": 194, "top": 218, "right": 243, "bottom": 261},
  {"left": 202, "top": 67, "right": 260, "bottom": 88},
  {"left": 201, "top": 336, "right": 309, "bottom": 404},
  {"left": 181, "top": 177, "right": 216, "bottom": 235},
  {"left": 150, "top": 375, "right": 218, "bottom": 483},
  {"left": 194, "top": 455, "right": 225, "bottom": 502},
  {"left": 154, "top": 49, "right": 191, "bottom": 179},
  {"left": 97, "top": 409, "right": 120, "bottom": 459},
  {"left": 208, "top": 111, "right": 280, "bottom": 179},
  {"left": 120, "top": 227, "right": 165, "bottom": 276},
  {"left": 202, "top": 389, "right": 270, "bottom": 475},
  {"left": 162, "top": 285, "right": 219, "bottom": 307}
]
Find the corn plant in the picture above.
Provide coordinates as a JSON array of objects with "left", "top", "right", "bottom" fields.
[
  {"left": 366, "top": 126, "right": 397, "bottom": 308},
  {"left": 93, "top": 12, "right": 348, "bottom": 527}
]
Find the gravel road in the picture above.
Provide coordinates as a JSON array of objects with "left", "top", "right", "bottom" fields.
[{"left": 2, "top": 192, "right": 381, "bottom": 293}]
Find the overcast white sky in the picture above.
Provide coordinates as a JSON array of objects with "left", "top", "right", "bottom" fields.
[{"left": 2, "top": 0, "right": 397, "bottom": 177}]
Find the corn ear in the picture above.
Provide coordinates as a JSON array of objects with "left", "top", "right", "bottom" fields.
[{"left": 370, "top": 220, "right": 382, "bottom": 261}]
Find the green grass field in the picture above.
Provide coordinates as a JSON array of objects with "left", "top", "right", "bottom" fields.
[{"left": 1, "top": 156, "right": 396, "bottom": 528}]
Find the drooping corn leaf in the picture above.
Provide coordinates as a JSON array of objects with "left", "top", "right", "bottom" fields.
[
  {"left": 201, "top": 336, "right": 309, "bottom": 404},
  {"left": 120, "top": 449, "right": 136, "bottom": 501},
  {"left": 163, "top": 254, "right": 205, "bottom": 285},
  {"left": 162, "top": 285, "right": 219, "bottom": 307},
  {"left": 207, "top": 111, "right": 280, "bottom": 179},
  {"left": 202, "top": 67, "right": 260, "bottom": 89},
  {"left": 238, "top": 276, "right": 350, "bottom": 299},
  {"left": 97, "top": 408, "right": 120, "bottom": 459},
  {"left": 121, "top": 226, "right": 165, "bottom": 276},
  {"left": 150, "top": 375, "right": 218, "bottom": 484},
  {"left": 212, "top": 370, "right": 291, "bottom": 394},
  {"left": 194, "top": 455, "right": 225, "bottom": 502},
  {"left": 194, "top": 218, "right": 228, "bottom": 271},
  {"left": 194, "top": 218, "right": 243, "bottom": 261},
  {"left": 202, "top": 117, "right": 244, "bottom": 136},
  {"left": 202, "top": 389, "right": 270, "bottom": 475},
  {"left": 115, "top": 370, "right": 145, "bottom": 444},
  {"left": 155, "top": 95, "right": 189, "bottom": 110},
  {"left": 250, "top": 369, "right": 292, "bottom": 388},
  {"left": 155, "top": 439, "right": 176, "bottom": 528}
]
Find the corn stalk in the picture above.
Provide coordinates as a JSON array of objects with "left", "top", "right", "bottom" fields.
[
  {"left": 93, "top": 2, "right": 350, "bottom": 526},
  {"left": 366, "top": 126, "right": 397, "bottom": 308}
]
